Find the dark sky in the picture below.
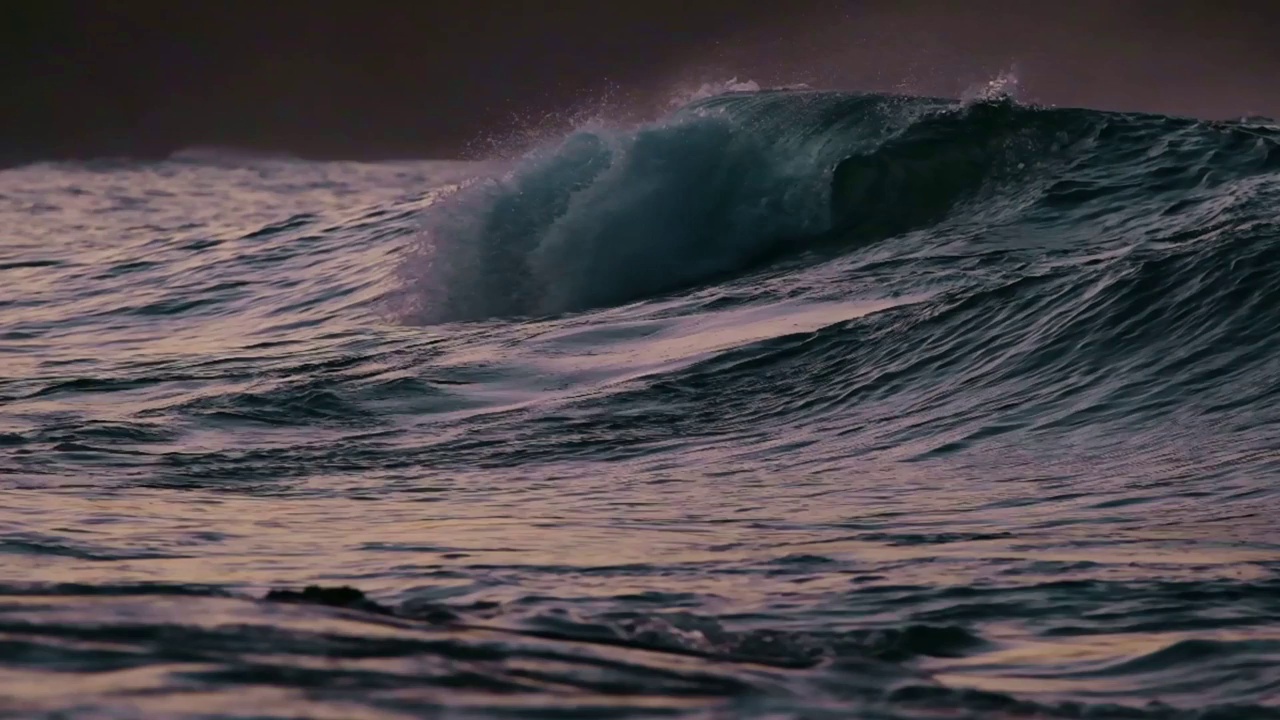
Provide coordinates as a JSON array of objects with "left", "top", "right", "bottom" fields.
[{"left": 6, "top": 1, "right": 1280, "bottom": 165}]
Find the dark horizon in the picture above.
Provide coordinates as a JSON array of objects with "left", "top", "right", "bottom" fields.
[{"left": 6, "top": 0, "right": 1280, "bottom": 166}]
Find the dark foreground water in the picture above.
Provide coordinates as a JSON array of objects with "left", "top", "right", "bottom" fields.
[{"left": 1, "top": 89, "right": 1279, "bottom": 719}]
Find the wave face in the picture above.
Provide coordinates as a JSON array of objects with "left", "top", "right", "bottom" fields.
[{"left": 3, "top": 88, "right": 1280, "bottom": 719}]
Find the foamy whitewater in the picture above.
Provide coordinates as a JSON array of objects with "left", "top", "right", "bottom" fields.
[{"left": 2, "top": 85, "right": 1278, "bottom": 718}]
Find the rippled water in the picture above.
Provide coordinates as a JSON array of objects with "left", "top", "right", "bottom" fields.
[{"left": 2, "top": 91, "right": 1279, "bottom": 719}]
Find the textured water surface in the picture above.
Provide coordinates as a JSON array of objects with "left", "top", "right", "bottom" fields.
[{"left": 1, "top": 90, "right": 1279, "bottom": 719}]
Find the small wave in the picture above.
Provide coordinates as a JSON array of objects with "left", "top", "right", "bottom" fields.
[
  {"left": 166, "top": 145, "right": 301, "bottom": 165},
  {"left": 665, "top": 77, "right": 763, "bottom": 108},
  {"left": 0, "top": 533, "right": 184, "bottom": 561}
]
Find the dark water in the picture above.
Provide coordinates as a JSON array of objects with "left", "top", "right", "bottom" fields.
[{"left": 2, "top": 87, "right": 1279, "bottom": 719}]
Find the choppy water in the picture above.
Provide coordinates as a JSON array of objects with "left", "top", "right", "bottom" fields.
[{"left": 2, "top": 89, "right": 1279, "bottom": 719}]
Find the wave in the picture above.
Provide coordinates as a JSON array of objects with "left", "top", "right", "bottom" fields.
[{"left": 394, "top": 87, "right": 1280, "bottom": 324}]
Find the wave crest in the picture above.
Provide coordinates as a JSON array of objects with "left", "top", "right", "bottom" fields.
[{"left": 396, "top": 107, "right": 829, "bottom": 322}]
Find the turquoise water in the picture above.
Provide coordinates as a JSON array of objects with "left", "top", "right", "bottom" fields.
[{"left": 1, "top": 90, "right": 1278, "bottom": 718}]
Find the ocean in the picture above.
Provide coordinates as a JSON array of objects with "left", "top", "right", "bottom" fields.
[{"left": 1, "top": 86, "right": 1278, "bottom": 719}]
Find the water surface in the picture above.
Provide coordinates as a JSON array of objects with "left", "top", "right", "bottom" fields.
[{"left": 2, "top": 91, "right": 1278, "bottom": 718}]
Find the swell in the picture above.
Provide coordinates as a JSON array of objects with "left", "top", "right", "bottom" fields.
[
  {"left": 432, "top": 203, "right": 1280, "bottom": 478},
  {"left": 394, "top": 89, "right": 1280, "bottom": 323}
]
